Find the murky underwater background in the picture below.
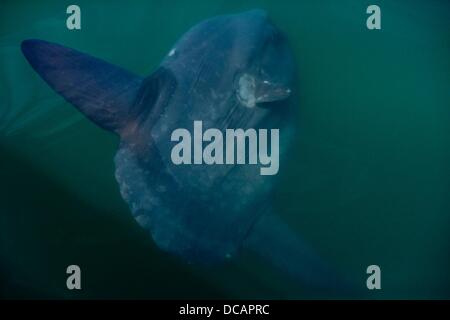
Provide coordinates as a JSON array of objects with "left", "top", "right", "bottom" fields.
[{"left": 0, "top": 0, "right": 449, "bottom": 299}]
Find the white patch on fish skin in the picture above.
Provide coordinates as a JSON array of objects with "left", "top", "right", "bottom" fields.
[
  {"left": 135, "top": 214, "right": 150, "bottom": 228},
  {"left": 236, "top": 73, "right": 256, "bottom": 108},
  {"left": 168, "top": 48, "right": 176, "bottom": 57}
]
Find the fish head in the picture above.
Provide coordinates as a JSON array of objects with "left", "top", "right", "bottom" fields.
[{"left": 160, "top": 9, "right": 295, "bottom": 115}]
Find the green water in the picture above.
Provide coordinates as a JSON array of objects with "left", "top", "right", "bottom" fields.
[{"left": 1, "top": 0, "right": 449, "bottom": 299}]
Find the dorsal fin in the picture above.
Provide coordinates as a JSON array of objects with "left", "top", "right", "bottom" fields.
[{"left": 21, "top": 39, "right": 143, "bottom": 133}]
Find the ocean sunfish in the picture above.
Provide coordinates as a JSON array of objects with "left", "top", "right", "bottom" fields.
[{"left": 21, "top": 9, "right": 340, "bottom": 289}]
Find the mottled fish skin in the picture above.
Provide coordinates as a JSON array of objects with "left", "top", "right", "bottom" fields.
[
  {"left": 21, "top": 10, "right": 300, "bottom": 266},
  {"left": 115, "top": 10, "right": 296, "bottom": 263}
]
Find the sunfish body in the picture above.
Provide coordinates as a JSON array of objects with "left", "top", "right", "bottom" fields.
[{"left": 22, "top": 10, "right": 341, "bottom": 289}]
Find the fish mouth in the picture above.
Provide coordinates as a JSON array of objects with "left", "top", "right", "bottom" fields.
[{"left": 235, "top": 73, "right": 291, "bottom": 108}]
